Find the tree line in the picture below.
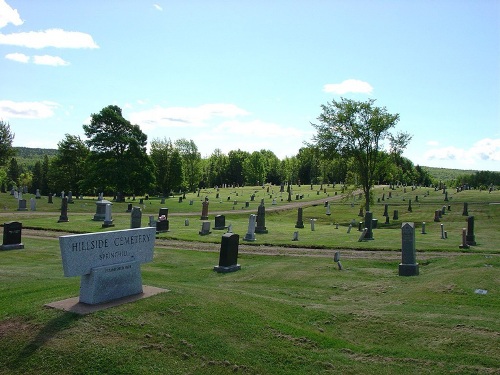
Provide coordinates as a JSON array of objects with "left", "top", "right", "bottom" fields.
[{"left": 1, "top": 101, "right": 495, "bottom": 205}]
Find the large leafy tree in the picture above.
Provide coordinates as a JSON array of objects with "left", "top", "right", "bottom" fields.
[
  {"left": 243, "top": 151, "right": 267, "bottom": 185},
  {"left": 7, "top": 157, "right": 20, "bottom": 188},
  {"left": 175, "top": 138, "right": 201, "bottom": 192},
  {"left": 0, "top": 120, "right": 16, "bottom": 167},
  {"left": 311, "top": 98, "right": 411, "bottom": 211},
  {"left": 150, "top": 138, "right": 184, "bottom": 197},
  {"left": 207, "top": 149, "right": 228, "bottom": 186},
  {"left": 82, "top": 105, "right": 154, "bottom": 196},
  {"left": 48, "top": 134, "right": 89, "bottom": 195},
  {"left": 227, "top": 149, "right": 249, "bottom": 186}
]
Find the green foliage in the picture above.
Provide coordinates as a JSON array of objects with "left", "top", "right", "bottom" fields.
[
  {"left": 48, "top": 134, "right": 89, "bottom": 195},
  {"left": 82, "top": 105, "right": 154, "bottom": 196},
  {"left": 0, "top": 121, "right": 16, "bottom": 167},
  {"left": 151, "top": 138, "right": 184, "bottom": 196},
  {"left": 311, "top": 98, "right": 411, "bottom": 211},
  {"left": 175, "top": 139, "right": 202, "bottom": 192}
]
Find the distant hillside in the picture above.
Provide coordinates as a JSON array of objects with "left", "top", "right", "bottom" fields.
[
  {"left": 422, "top": 166, "right": 477, "bottom": 182},
  {"left": 13, "top": 147, "right": 58, "bottom": 171},
  {"left": 14, "top": 147, "right": 58, "bottom": 159}
]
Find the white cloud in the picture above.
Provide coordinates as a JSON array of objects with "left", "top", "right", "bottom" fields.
[
  {"left": 33, "top": 54, "right": 70, "bottom": 66},
  {"left": 128, "top": 103, "right": 250, "bottom": 130},
  {"left": 323, "top": 79, "right": 373, "bottom": 95},
  {"left": 0, "top": 100, "right": 59, "bottom": 119},
  {"left": 0, "top": 0, "right": 23, "bottom": 29},
  {"left": 5, "top": 52, "right": 29, "bottom": 63},
  {"left": 153, "top": 4, "right": 163, "bottom": 11},
  {"left": 423, "top": 138, "right": 500, "bottom": 166},
  {"left": 0, "top": 28, "right": 99, "bottom": 49},
  {"left": 426, "top": 140, "right": 439, "bottom": 146}
]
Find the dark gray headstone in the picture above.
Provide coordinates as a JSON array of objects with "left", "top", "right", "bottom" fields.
[
  {"left": 466, "top": 216, "right": 476, "bottom": 245},
  {"left": 214, "top": 215, "right": 226, "bottom": 230},
  {"left": 295, "top": 207, "right": 304, "bottom": 228},
  {"left": 255, "top": 204, "right": 268, "bottom": 233},
  {"left": 130, "top": 207, "right": 142, "bottom": 228},
  {"left": 1, "top": 221, "right": 24, "bottom": 250},
  {"left": 399, "top": 222, "right": 419, "bottom": 276},
  {"left": 214, "top": 233, "right": 241, "bottom": 273},
  {"left": 58, "top": 197, "right": 69, "bottom": 222}
]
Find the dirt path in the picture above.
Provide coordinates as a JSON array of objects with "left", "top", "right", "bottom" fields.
[{"left": 23, "top": 228, "right": 468, "bottom": 261}]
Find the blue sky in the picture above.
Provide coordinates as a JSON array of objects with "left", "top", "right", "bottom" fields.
[{"left": 1, "top": 0, "right": 499, "bottom": 171}]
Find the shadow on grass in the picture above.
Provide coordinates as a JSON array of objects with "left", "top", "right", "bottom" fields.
[{"left": 9, "top": 312, "right": 82, "bottom": 371}]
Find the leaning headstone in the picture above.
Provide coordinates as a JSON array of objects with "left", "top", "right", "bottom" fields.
[
  {"left": 0, "top": 221, "right": 24, "bottom": 250},
  {"left": 399, "top": 222, "right": 419, "bottom": 276},
  {"left": 130, "top": 207, "right": 142, "bottom": 228},
  {"left": 58, "top": 227, "right": 156, "bottom": 304},
  {"left": 255, "top": 204, "right": 268, "bottom": 234},
  {"left": 334, "top": 251, "right": 342, "bottom": 270},
  {"left": 347, "top": 224, "right": 352, "bottom": 234},
  {"left": 213, "top": 233, "right": 241, "bottom": 273},
  {"left": 358, "top": 228, "right": 368, "bottom": 242},
  {"left": 214, "top": 215, "right": 226, "bottom": 230},
  {"left": 199, "top": 221, "right": 211, "bottom": 235},
  {"left": 243, "top": 214, "right": 257, "bottom": 241},
  {"left": 58, "top": 197, "right": 69, "bottom": 222},
  {"left": 466, "top": 216, "right": 476, "bottom": 245}
]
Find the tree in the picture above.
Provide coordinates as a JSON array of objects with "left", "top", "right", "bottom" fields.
[
  {"left": 311, "top": 98, "right": 410, "bottom": 211},
  {"left": 82, "top": 105, "right": 154, "bottom": 196},
  {"left": 48, "top": 134, "right": 89, "bottom": 195},
  {"left": 7, "top": 157, "right": 19, "bottom": 188},
  {"left": 41, "top": 155, "right": 50, "bottom": 194},
  {"left": 175, "top": 139, "right": 201, "bottom": 192},
  {"left": 243, "top": 151, "right": 267, "bottom": 185},
  {"left": 208, "top": 149, "right": 228, "bottom": 186},
  {"left": 150, "top": 138, "right": 184, "bottom": 197},
  {"left": 227, "top": 149, "right": 249, "bottom": 186},
  {"left": 31, "top": 161, "right": 43, "bottom": 193},
  {"left": 0, "top": 120, "right": 15, "bottom": 167}
]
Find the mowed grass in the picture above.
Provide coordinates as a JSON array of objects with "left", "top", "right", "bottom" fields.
[
  {"left": 0, "top": 185, "right": 498, "bottom": 253},
  {"left": 0, "top": 185, "right": 499, "bottom": 374},
  {"left": 0, "top": 236, "right": 499, "bottom": 375}
]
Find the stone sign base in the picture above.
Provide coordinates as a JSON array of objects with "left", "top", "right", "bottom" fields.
[
  {"left": 80, "top": 261, "right": 143, "bottom": 305},
  {"left": 0, "top": 243, "right": 24, "bottom": 250},
  {"left": 399, "top": 263, "right": 419, "bottom": 276},
  {"left": 213, "top": 264, "right": 241, "bottom": 273},
  {"left": 45, "top": 285, "right": 168, "bottom": 315}
]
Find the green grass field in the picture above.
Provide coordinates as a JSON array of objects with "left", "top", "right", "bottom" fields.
[{"left": 0, "top": 185, "right": 499, "bottom": 374}]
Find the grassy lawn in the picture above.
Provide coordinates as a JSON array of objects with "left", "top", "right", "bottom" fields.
[{"left": 0, "top": 185, "right": 499, "bottom": 374}]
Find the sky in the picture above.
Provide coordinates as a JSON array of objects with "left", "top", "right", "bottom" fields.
[{"left": 0, "top": 0, "right": 499, "bottom": 171}]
